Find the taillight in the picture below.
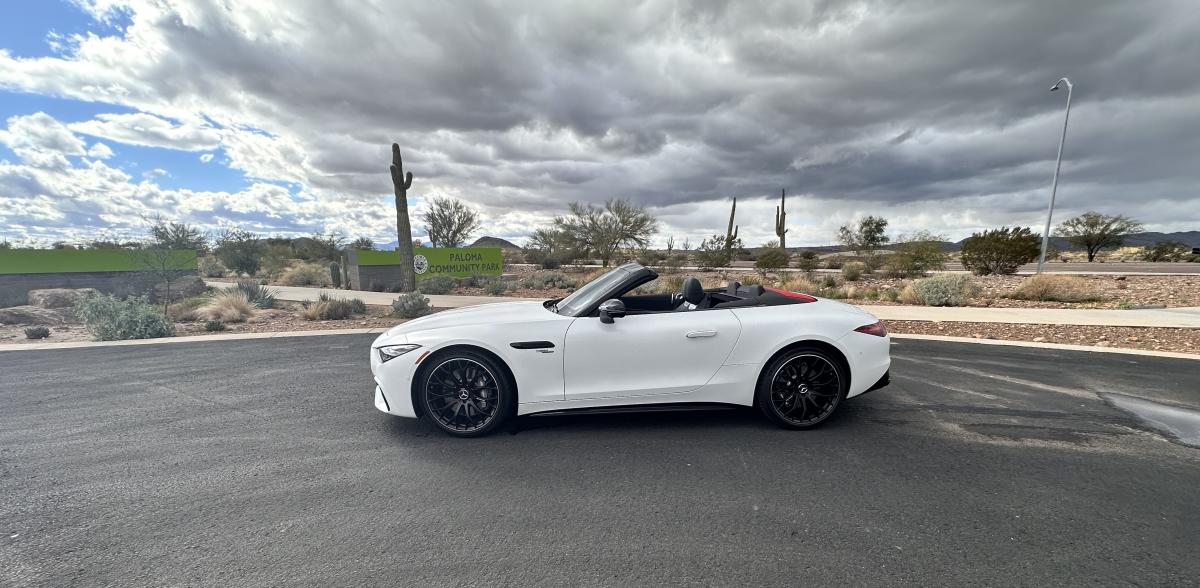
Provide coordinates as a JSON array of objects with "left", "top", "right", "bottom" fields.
[{"left": 854, "top": 321, "right": 888, "bottom": 337}]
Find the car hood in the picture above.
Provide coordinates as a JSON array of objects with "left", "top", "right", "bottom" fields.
[{"left": 378, "top": 300, "right": 553, "bottom": 342}]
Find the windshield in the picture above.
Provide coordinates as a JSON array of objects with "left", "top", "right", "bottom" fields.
[{"left": 554, "top": 266, "right": 632, "bottom": 316}]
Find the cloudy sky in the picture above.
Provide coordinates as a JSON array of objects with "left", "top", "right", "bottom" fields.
[{"left": 1, "top": 0, "right": 1198, "bottom": 248}]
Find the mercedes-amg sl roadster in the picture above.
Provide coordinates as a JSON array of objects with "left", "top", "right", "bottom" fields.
[{"left": 370, "top": 263, "right": 891, "bottom": 437}]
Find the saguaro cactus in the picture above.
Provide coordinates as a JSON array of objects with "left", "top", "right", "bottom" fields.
[
  {"left": 328, "top": 261, "right": 341, "bottom": 288},
  {"left": 724, "top": 197, "right": 738, "bottom": 256},
  {"left": 390, "top": 143, "right": 416, "bottom": 292},
  {"left": 774, "top": 188, "right": 789, "bottom": 250}
]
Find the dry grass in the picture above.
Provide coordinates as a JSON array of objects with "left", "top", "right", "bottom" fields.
[
  {"left": 198, "top": 290, "right": 255, "bottom": 323},
  {"left": 1009, "top": 275, "right": 1104, "bottom": 302},
  {"left": 781, "top": 275, "right": 817, "bottom": 293},
  {"left": 300, "top": 294, "right": 367, "bottom": 320},
  {"left": 279, "top": 263, "right": 331, "bottom": 287},
  {"left": 899, "top": 283, "right": 921, "bottom": 304}
]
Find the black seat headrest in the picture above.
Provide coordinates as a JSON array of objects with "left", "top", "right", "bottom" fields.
[
  {"left": 682, "top": 277, "right": 705, "bottom": 305},
  {"left": 727, "top": 281, "right": 741, "bottom": 295}
]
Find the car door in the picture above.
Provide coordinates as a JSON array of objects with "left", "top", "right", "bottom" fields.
[{"left": 562, "top": 309, "right": 741, "bottom": 400}]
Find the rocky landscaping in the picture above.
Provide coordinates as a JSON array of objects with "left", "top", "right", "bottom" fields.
[{"left": 887, "top": 320, "right": 1200, "bottom": 354}]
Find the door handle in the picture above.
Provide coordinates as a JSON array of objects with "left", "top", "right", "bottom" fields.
[{"left": 686, "top": 330, "right": 718, "bottom": 338}]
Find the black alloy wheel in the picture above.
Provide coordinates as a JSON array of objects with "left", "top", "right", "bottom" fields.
[
  {"left": 757, "top": 347, "right": 847, "bottom": 429},
  {"left": 420, "top": 350, "right": 513, "bottom": 437}
]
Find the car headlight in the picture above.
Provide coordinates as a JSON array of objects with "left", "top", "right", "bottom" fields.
[{"left": 377, "top": 344, "right": 421, "bottom": 363}]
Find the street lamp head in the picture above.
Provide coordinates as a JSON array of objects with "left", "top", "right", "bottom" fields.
[{"left": 1050, "top": 77, "right": 1072, "bottom": 92}]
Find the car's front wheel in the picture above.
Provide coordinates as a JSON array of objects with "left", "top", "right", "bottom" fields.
[
  {"left": 417, "top": 349, "right": 514, "bottom": 437},
  {"left": 756, "top": 346, "right": 847, "bottom": 429}
]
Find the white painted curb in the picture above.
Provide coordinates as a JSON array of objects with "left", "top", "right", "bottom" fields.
[{"left": 889, "top": 333, "right": 1200, "bottom": 360}]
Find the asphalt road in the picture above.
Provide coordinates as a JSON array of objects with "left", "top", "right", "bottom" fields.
[{"left": 2, "top": 337, "right": 1198, "bottom": 586}]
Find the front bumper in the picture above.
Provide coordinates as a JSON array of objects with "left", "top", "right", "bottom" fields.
[{"left": 370, "top": 340, "right": 420, "bottom": 418}]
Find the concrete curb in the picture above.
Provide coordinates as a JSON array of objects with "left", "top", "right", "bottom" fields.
[
  {"left": 0, "top": 328, "right": 384, "bottom": 352},
  {"left": 3, "top": 327, "right": 1196, "bottom": 361},
  {"left": 889, "top": 333, "right": 1200, "bottom": 360}
]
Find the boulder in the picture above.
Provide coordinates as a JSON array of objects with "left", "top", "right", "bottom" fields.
[
  {"left": 0, "top": 305, "right": 73, "bottom": 326},
  {"left": 152, "top": 275, "right": 207, "bottom": 302},
  {"left": 27, "top": 288, "right": 100, "bottom": 309}
]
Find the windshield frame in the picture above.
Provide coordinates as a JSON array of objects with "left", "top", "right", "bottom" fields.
[{"left": 552, "top": 263, "right": 657, "bottom": 317}]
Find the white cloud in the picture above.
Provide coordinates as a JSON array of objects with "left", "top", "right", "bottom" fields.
[
  {"left": 199, "top": 152, "right": 213, "bottom": 163},
  {"left": 141, "top": 167, "right": 168, "bottom": 180},
  {"left": 86, "top": 142, "right": 114, "bottom": 159},
  {"left": 70, "top": 112, "right": 220, "bottom": 151}
]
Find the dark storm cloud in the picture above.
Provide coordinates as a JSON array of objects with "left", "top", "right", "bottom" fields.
[{"left": 1, "top": 0, "right": 1198, "bottom": 245}]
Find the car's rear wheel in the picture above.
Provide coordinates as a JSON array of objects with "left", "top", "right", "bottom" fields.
[
  {"left": 419, "top": 350, "right": 514, "bottom": 437},
  {"left": 756, "top": 346, "right": 847, "bottom": 429}
]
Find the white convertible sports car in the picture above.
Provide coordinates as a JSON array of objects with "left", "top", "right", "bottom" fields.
[{"left": 370, "top": 263, "right": 891, "bottom": 437}]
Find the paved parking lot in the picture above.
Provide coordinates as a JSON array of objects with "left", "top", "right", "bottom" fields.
[{"left": 2, "top": 337, "right": 1198, "bottom": 586}]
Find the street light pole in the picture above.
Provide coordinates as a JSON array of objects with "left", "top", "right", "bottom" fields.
[{"left": 1037, "top": 77, "right": 1073, "bottom": 274}]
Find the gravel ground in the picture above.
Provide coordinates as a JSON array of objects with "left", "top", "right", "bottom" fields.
[{"left": 887, "top": 320, "right": 1200, "bottom": 354}]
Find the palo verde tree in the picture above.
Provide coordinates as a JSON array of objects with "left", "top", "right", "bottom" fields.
[
  {"left": 1055, "top": 211, "right": 1143, "bottom": 262},
  {"left": 422, "top": 196, "right": 482, "bottom": 248},
  {"left": 390, "top": 143, "right": 417, "bottom": 292},
  {"left": 554, "top": 198, "right": 658, "bottom": 267},
  {"left": 837, "top": 216, "right": 889, "bottom": 256}
]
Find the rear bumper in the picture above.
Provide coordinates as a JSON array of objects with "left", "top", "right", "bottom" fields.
[{"left": 861, "top": 370, "right": 890, "bottom": 396}]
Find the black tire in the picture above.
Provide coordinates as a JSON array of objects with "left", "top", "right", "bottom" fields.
[
  {"left": 416, "top": 349, "right": 514, "bottom": 437},
  {"left": 756, "top": 346, "right": 848, "bottom": 429}
]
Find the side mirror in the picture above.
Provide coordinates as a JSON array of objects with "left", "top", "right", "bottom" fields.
[{"left": 598, "top": 299, "right": 626, "bottom": 324}]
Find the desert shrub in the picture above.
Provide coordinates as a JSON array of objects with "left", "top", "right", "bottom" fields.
[
  {"left": 301, "top": 294, "right": 366, "bottom": 320},
  {"left": 24, "top": 326, "right": 51, "bottom": 339},
  {"left": 204, "top": 319, "right": 226, "bottom": 332},
  {"left": 819, "top": 275, "right": 838, "bottom": 289},
  {"left": 693, "top": 235, "right": 736, "bottom": 269},
  {"left": 887, "top": 232, "right": 949, "bottom": 277},
  {"left": 279, "top": 263, "right": 331, "bottom": 286},
  {"left": 739, "top": 273, "right": 763, "bottom": 286},
  {"left": 416, "top": 276, "right": 458, "bottom": 295},
  {"left": 899, "top": 284, "right": 920, "bottom": 304},
  {"left": 74, "top": 293, "right": 175, "bottom": 341},
  {"left": 522, "top": 271, "right": 576, "bottom": 290},
  {"left": 795, "top": 250, "right": 820, "bottom": 272},
  {"left": 838, "top": 285, "right": 859, "bottom": 299},
  {"left": 168, "top": 295, "right": 211, "bottom": 321},
  {"left": 842, "top": 261, "right": 867, "bottom": 281},
  {"left": 392, "top": 291, "right": 432, "bottom": 318},
  {"left": 199, "top": 255, "right": 226, "bottom": 277},
  {"left": 1139, "top": 241, "right": 1190, "bottom": 262},
  {"left": 960, "top": 227, "right": 1040, "bottom": 275},
  {"left": 213, "top": 228, "right": 265, "bottom": 275},
  {"left": 754, "top": 248, "right": 789, "bottom": 273},
  {"left": 484, "top": 280, "right": 510, "bottom": 296},
  {"left": 824, "top": 255, "right": 850, "bottom": 270},
  {"left": 198, "top": 290, "right": 255, "bottom": 323},
  {"left": 911, "top": 274, "right": 979, "bottom": 306},
  {"left": 880, "top": 287, "right": 900, "bottom": 302},
  {"left": 1008, "top": 275, "right": 1103, "bottom": 302},
  {"left": 235, "top": 279, "right": 278, "bottom": 308}
]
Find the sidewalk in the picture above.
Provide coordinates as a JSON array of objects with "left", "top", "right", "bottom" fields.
[{"left": 207, "top": 282, "right": 1200, "bottom": 328}]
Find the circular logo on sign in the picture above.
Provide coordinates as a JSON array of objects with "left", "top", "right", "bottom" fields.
[{"left": 414, "top": 254, "right": 429, "bottom": 274}]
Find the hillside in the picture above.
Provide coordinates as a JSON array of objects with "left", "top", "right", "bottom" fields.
[{"left": 469, "top": 236, "right": 522, "bottom": 250}]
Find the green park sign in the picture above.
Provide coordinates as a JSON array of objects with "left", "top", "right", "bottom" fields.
[
  {"left": 356, "top": 247, "right": 503, "bottom": 281},
  {"left": 0, "top": 248, "right": 197, "bottom": 275}
]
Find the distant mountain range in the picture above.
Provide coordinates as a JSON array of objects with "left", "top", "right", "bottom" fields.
[
  {"left": 375, "top": 236, "right": 521, "bottom": 251},
  {"left": 784, "top": 231, "right": 1200, "bottom": 253}
]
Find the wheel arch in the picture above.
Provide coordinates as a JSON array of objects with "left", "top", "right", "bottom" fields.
[
  {"left": 409, "top": 343, "right": 519, "bottom": 420},
  {"left": 753, "top": 339, "right": 852, "bottom": 407}
]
